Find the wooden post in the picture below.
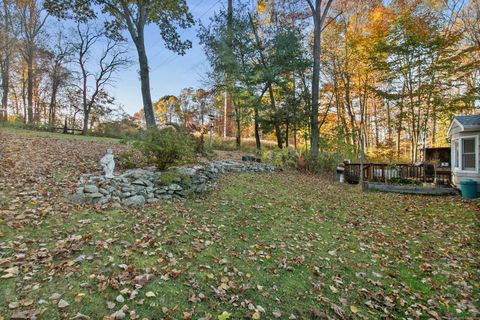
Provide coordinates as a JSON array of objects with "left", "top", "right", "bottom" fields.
[
  {"left": 360, "top": 134, "right": 367, "bottom": 191},
  {"left": 63, "top": 116, "right": 68, "bottom": 134}
]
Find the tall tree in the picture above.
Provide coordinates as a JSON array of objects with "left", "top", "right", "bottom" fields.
[
  {"left": 306, "top": 0, "right": 333, "bottom": 156},
  {"left": 0, "top": 0, "right": 17, "bottom": 122},
  {"left": 72, "top": 22, "right": 129, "bottom": 135},
  {"left": 47, "top": 31, "right": 72, "bottom": 125},
  {"left": 45, "top": 0, "right": 194, "bottom": 129},
  {"left": 18, "top": 0, "right": 48, "bottom": 123},
  {"left": 223, "top": 0, "right": 234, "bottom": 137}
]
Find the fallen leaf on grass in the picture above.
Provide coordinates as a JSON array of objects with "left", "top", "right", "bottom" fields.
[
  {"left": 1, "top": 266, "right": 19, "bottom": 278},
  {"left": 58, "top": 299, "right": 70, "bottom": 308},
  {"left": 218, "top": 311, "right": 231, "bottom": 320}
]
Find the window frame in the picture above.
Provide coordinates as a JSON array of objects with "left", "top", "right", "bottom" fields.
[
  {"left": 454, "top": 140, "right": 459, "bottom": 168},
  {"left": 453, "top": 135, "right": 478, "bottom": 173}
]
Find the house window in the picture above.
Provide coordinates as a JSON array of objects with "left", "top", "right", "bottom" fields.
[
  {"left": 462, "top": 138, "right": 476, "bottom": 171},
  {"left": 454, "top": 140, "right": 459, "bottom": 168}
]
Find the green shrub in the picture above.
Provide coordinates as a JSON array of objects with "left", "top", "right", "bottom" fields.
[
  {"left": 126, "top": 127, "right": 196, "bottom": 170},
  {"left": 93, "top": 119, "right": 140, "bottom": 139},
  {"left": 117, "top": 151, "right": 150, "bottom": 170},
  {"left": 158, "top": 170, "right": 191, "bottom": 187},
  {"left": 303, "top": 151, "right": 343, "bottom": 173},
  {"left": 262, "top": 147, "right": 300, "bottom": 168}
]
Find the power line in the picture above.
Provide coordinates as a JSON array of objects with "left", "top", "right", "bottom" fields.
[
  {"left": 148, "top": 0, "right": 205, "bottom": 53},
  {"left": 151, "top": 0, "right": 222, "bottom": 69},
  {"left": 150, "top": 0, "right": 222, "bottom": 72}
]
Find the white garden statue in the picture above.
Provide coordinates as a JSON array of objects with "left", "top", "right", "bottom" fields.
[{"left": 100, "top": 149, "right": 115, "bottom": 178}]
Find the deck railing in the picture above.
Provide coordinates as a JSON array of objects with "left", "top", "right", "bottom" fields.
[{"left": 343, "top": 163, "right": 451, "bottom": 185}]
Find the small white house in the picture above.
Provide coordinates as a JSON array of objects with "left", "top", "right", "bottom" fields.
[{"left": 447, "top": 115, "right": 480, "bottom": 191}]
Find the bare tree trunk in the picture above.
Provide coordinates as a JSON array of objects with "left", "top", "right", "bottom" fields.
[
  {"left": 14, "top": 92, "right": 18, "bottom": 115},
  {"left": 254, "top": 85, "right": 267, "bottom": 152},
  {"left": 22, "top": 69, "right": 27, "bottom": 123},
  {"left": 308, "top": 0, "right": 333, "bottom": 157},
  {"left": 82, "top": 110, "right": 89, "bottom": 135},
  {"left": 27, "top": 50, "right": 34, "bottom": 123},
  {"left": 49, "top": 83, "right": 58, "bottom": 126},
  {"left": 294, "top": 123, "right": 297, "bottom": 149},
  {"left": 268, "top": 83, "right": 283, "bottom": 148},
  {"left": 234, "top": 98, "right": 241, "bottom": 149},
  {"left": 0, "top": 61, "right": 9, "bottom": 121},
  {"left": 311, "top": 17, "right": 321, "bottom": 156},
  {"left": 254, "top": 105, "right": 261, "bottom": 151},
  {"left": 1, "top": 0, "right": 13, "bottom": 123},
  {"left": 134, "top": 33, "right": 155, "bottom": 128},
  {"left": 223, "top": 0, "right": 234, "bottom": 137},
  {"left": 285, "top": 120, "right": 289, "bottom": 148}
]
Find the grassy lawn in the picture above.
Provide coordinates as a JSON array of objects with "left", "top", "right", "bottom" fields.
[
  {"left": 0, "top": 126, "right": 120, "bottom": 144},
  {"left": 0, "top": 171, "right": 478, "bottom": 319}
]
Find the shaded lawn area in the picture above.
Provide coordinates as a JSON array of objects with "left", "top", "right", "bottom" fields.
[
  {"left": 0, "top": 172, "right": 479, "bottom": 319},
  {"left": 0, "top": 126, "right": 121, "bottom": 144}
]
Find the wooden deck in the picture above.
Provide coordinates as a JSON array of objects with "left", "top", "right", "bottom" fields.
[
  {"left": 367, "top": 182, "right": 457, "bottom": 195},
  {"left": 344, "top": 163, "right": 451, "bottom": 185}
]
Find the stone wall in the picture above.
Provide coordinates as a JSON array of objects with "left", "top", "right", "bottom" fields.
[{"left": 74, "top": 160, "right": 275, "bottom": 207}]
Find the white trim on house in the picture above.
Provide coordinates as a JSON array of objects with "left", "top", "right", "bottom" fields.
[
  {"left": 447, "top": 118, "right": 464, "bottom": 137},
  {"left": 447, "top": 118, "right": 480, "bottom": 138},
  {"left": 451, "top": 135, "right": 479, "bottom": 174}
]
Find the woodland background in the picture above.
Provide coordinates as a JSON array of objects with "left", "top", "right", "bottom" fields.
[{"left": 0, "top": 0, "right": 479, "bottom": 163}]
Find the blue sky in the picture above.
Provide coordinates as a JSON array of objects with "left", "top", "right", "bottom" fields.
[{"left": 109, "top": 0, "right": 224, "bottom": 115}]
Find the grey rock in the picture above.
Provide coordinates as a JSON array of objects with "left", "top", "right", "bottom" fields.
[
  {"left": 168, "top": 184, "right": 182, "bottom": 191},
  {"left": 98, "top": 195, "right": 111, "bottom": 205},
  {"left": 74, "top": 255, "right": 86, "bottom": 264},
  {"left": 58, "top": 299, "right": 70, "bottom": 308},
  {"left": 120, "top": 192, "right": 131, "bottom": 199},
  {"left": 132, "top": 179, "right": 147, "bottom": 186},
  {"left": 112, "top": 310, "right": 126, "bottom": 320},
  {"left": 122, "top": 195, "right": 145, "bottom": 207},
  {"left": 75, "top": 160, "right": 276, "bottom": 208},
  {"left": 85, "top": 192, "right": 103, "bottom": 198},
  {"left": 155, "top": 188, "right": 167, "bottom": 194},
  {"left": 176, "top": 190, "right": 189, "bottom": 197},
  {"left": 49, "top": 293, "right": 62, "bottom": 300},
  {"left": 83, "top": 185, "right": 99, "bottom": 193},
  {"left": 111, "top": 202, "right": 122, "bottom": 209}
]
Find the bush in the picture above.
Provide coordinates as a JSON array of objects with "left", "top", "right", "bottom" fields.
[
  {"left": 126, "top": 127, "right": 196, "bottom": 170},
  {"left": 93, "top": 118, "right": 140, "bottom": 139},
  {"left": 262, "top": 147, "right": 300, "bottom": 168},
  {"left": 117, "top": 150, "right": 150, "bottom": 170},
  {"left": 159, "top": 170, "right": 191, "bottom": 187},
  {"left": 303, "top": 151, "right": 343, "bottom": 173}
]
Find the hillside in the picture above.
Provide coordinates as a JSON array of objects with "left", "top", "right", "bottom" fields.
[{"left": 0, "top": 128, "right": 479, "bottom": 319}]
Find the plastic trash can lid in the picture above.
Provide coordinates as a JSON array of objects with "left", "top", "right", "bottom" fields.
[{"left": 460, "top": 179, "right": 477, "bottom": 185}]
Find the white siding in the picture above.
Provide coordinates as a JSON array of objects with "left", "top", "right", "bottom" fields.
[{"left": 451, "top": 131, "right": 480, "bottom": 191}]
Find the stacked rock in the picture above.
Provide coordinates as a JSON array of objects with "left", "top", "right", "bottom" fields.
[{"left": 75, "top": 160, "right": 275, "bottom": 207}]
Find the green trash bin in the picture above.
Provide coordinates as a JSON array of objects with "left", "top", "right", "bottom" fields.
[{"left": 460, "top": 179, "right": 478, "bottom": 199}]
